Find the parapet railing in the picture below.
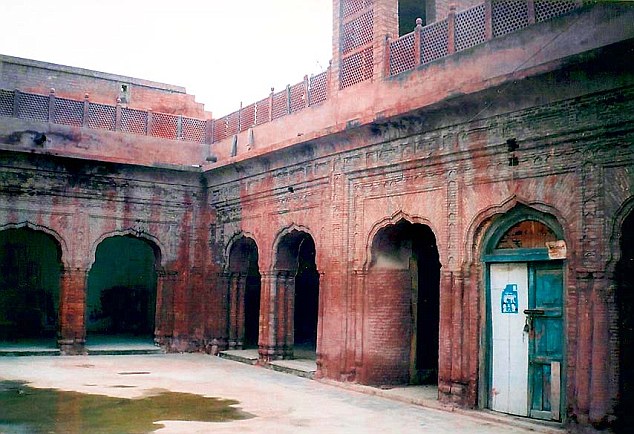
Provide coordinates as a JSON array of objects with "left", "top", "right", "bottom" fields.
[
  {"left": 0, "top": 88, "right": 211, "bottom": 144},
  {"left": 0, "top": 1, "right": 582, "bottom": 148},
  {"left": 387, "top": 0, "right": 582, "bottom": 77},
  {"left": 210, "top": 70, "right": 330, "bottom": 144}
]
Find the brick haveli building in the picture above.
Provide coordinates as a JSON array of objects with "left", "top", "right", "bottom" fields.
[{"left": 0, "top": 1, "right": 633, "bottom": 431}]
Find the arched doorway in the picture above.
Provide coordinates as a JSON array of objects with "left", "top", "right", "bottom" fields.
[
  {"left": 227, "top": 237, "right": 261, "bottom": 349},
  {"left": 275, "top": 230, "right": 319, "bottom": 358},
  {"left": 86, "top": 236, "right": 158, "bottom": 343},
  {"left": 0, "top": 228, "right": 62, "bottom": 345},
  {"left": 366, "top": 220, "right": 440, "bottom": 385},
  {"left": 615, "top": 211, "right": 634, "bottom": 432},
  {"left": 482, "top": 210, "right": 565, "bottom": 421}
]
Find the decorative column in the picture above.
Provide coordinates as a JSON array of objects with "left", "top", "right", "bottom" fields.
[
  {"left": 58, "top": 268, "right": 87, "bottom": 355},
  {"left": 227, "top": 272, "right": 247, "bottom": 349},
  {"left": 154, "top": 269, "right": 178, "bottom": 349},
  {"left": 258, "top": 271, "right": 278, "bottom": 362}
]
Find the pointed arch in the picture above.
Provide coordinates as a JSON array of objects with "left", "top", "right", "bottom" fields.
[
  {"left": 271, "top": 223, "right": 318, "bottom": 272},
  {"left": 607, "top": 196, "right": 634, "bottom": 275},
  {"left": 464, "top": 196, "right": 568, "bottom": 266},
  {"left": 0, "top": 221, "right": 69, "bottom": 270},
  {"left": 88, "top": 228, "right": 165, "bottom": 270},
  {"left": 224, "top": 230, "right": 261, "bottom": 273},
  {"left": 363, "top": 210, "right": 439, "bottom": 271}
]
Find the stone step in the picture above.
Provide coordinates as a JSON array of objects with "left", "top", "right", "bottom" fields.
[
  {"left": 218, "top": 349, "right": 259, "bottom": 365},
  {"left": 268, "top": 359, "right": 316, "bottom": 379}
]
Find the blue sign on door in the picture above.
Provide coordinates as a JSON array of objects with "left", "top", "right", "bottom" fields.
[{"left": 501, "top": 284, "right": 519, "bottom": 314}]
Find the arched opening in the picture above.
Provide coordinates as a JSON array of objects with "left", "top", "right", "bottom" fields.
[
  {"left": 482, "top": 210, "right": 565, "bottom": 421},
  {"left": 275, "top": 230, "right": 319, "bottom": 357},
  {"left": 366, "top": 220, "right": 440, "bottom": 385},
  {"left": 86, "top": 236, "right": 158, "bottom": 344},
  {"left": 0, "top": 228, "right": 62, "bottom": 346},
  {"left": 615, "top": 211, "right": 634, "bottom": 432},
  {"left": 228, "top": 237, "right": 261, "bottom": 349}
]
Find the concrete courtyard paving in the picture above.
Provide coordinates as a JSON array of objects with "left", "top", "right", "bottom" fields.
[{"left": 0, "top": 353, "right": 564, "bottom": 433}]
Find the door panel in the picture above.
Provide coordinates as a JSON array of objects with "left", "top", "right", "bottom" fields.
[
  {"left": 490, "top": 263, "right": 529, "bottom": 416},
  {"left": 528, "top": 263, "right": 563, "bottom": 420}
]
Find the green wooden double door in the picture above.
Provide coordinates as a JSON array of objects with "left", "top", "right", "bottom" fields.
[{"left": 489, "top": 261, "right": 564, "bottom": 421}]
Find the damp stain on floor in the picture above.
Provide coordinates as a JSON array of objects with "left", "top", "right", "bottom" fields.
[{"left": 0, "top": 380, "right": 252, "bottom": 433}]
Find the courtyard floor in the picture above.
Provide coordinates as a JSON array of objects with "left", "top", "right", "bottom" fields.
[{"left": 0, "top": 353, "right": 565, "bottom": 433}]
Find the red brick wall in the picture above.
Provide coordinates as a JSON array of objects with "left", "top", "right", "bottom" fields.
[{"left": 360, "top": 269, "right": 413, "bottom": 385}]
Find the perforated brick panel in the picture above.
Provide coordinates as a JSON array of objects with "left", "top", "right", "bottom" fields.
[
  {"left": 0, "top": 90, "right": 14, "bottom": 117},
  {"left": 53, "top": 97, "right": 83, "bottom": 127},
  {"left": 255, "top": 98, "right": 270, "bottom": 126},
  {"left": 150, "top": 112, "right": 178, "bottom": 139},
  {"left": 455, "top": 4, "right": 486, "bottom": 52},
  {"left": 17, "top": 92, "right": 48, "bottom": 122},
  {"left": 226, "top": 111, "right": 239, "bottom": 136},
  {"left": 182, "top": 117, "right": 206, "bottom": 143},
  {"left": 389, "top": 33, "right": 415, "bottom": 76},
  {"left": 342, "top": 11, "right": 374, "bottom": 54},
  {"left": 342, "top": 0, "right": 373, "bottom": 18},
  {"left": 213, "top": 117, "right": 228, "bottom": 142},
  {"left": 121, "top": 107, "right": 148, "bottom": 135},
  {"left": 309, "top": 72, "right": 328, "bottom": 106},
  {"left": 340, "top": 47, "right": 373, "bottom": 89},
  {"left": 87, "top": 103, "right": 116, "bottom": 131},
  {"left": 421, "top": 19, "right": 449, "bottom": 65},
  {"left": 290, "top": 82, "right": 307, "bottom": 113},
  {"left": 271, "top": 90, "right": 288, "bottom": 120},
  {"left": 535, "top": 0, "right": 579, "bottom": 23},
  {"left": 492, "top": 0, "right": 529, "bottom": 38},
  {"left": 240, "top": 104, "right": 256, "bottom": 130}
]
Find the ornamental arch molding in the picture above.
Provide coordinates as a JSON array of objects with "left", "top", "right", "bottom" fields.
[
  {"left": 271, "top": 223, "right": 319, "bottom": 272},
  {"left": 464, "top": 196, "right": 569, "bottom": 267},
  {"left": 606, "top": 195, "right": 634, "bottom": 276},
  {"left": 362, "top": 210, "right": 440, "bottom": 271},
  {"left": 0, "top": 221, "right": 70, "bottom": 270},
  {"left": 224, "top": 230, "right": 261, "bottom": 273},
  {"left": 88, "top": 228, "right": 166, "bottom": 271}
]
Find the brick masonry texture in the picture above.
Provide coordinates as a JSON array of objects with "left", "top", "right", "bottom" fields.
[{"left": 1, "top": 2, "right": 633, "bottom": 432}]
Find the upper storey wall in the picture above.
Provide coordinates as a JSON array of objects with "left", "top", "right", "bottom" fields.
[
  {"left": 0, "top": 55, "right": 209, "bottom": 118},
  {"left": 207, "top": 2, "right": 634, "bottom": 167}
]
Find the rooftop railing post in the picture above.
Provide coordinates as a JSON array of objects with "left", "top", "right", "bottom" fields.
[
  {"left": 303, "top": 75, "right": 309, "bottom": 109},
  {"left": 82, "top": 94, "right": 89, "bottom": 127},
  {"left": 384, "top": 34, "right": 392, "bottom": 77},
  {"left": 206, "top": 118, "right": 214, "bottom": 144},
  {"left": 177, "top": 115, "right": 183, "bottom": 140},
  {"left": 269, "top": 87, "right": 274, "bottom": 122},
  {"left": 448, "top": 5, "right": 456, "bottom": 55},
  {"left": 48, "top": 88, "right": 55, "bottom": 123},
  {"left": 414, "top": 18, "right": 423, "bottom": 67},
  {"left": 13, "top": 89, "right": 20, "bottom": 117},
  {"left": 115, "top": 99, "right": 122, "bottom": 131},
  {"left": 484, "top": 0, "right": 493, "bottom": 40},
  {"left": 238, "top": 102, "right": 243, "bottom": 133},
  {"left": 527, "top": 0, "right": 536, "bottom": 24},
  {"left": 286, "top": 84, "right": 291, "bottom": 115},
  {"left": 147, "top": 110, "right": 154, "bottom": 138}
]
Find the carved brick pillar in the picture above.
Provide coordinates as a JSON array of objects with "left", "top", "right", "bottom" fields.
[
  {"left": 438, "top": 269, "right": 470, "bottom": 404},
  {"left": 258, "top": 271, "right": 277, "bottom": 362},
  {"left": 574, "top": 270, "right": 611, "bottom": 425},
  {"left": 276, "top": 271, "right": 295, "bottom": 359},
  {"left": 154, "top": 269, "right": 178, "bottom": 348},
  {"left": 258, "top": 271, "right": 295, "bottom": 361},
  {"left": 58, "top": 268, "right": 87, "bottom": 355},
  {"left": 228, "top": 272, "right": 247, "bottom": 349}
]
